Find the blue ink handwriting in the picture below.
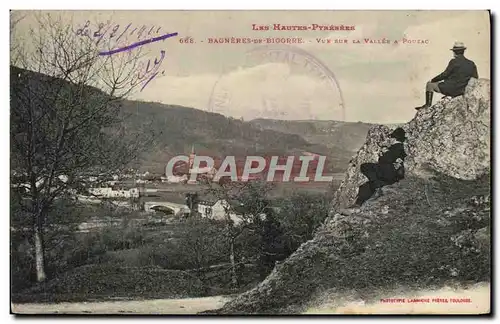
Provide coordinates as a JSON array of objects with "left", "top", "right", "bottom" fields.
[
  {"left": 132, "top": 49, "right": 167, "bottom": 92},
  {"left": 98, "top": 32, "right": 178, "bottom": 56},
  {"left": 75, "top": 21, "right": 175, "bottom": 92},
  {"left": 76, "top": 20, "right": 165, "bottom": 51}
]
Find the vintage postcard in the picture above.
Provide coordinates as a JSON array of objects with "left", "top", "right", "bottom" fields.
[{"left": 10, "top": 10, "right": 491, "bottom": 315}]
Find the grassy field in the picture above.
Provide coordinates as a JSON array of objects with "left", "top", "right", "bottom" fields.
[
  {"left": 11, "top": 178, "right": 336, "bottom": 308},
  {"left": 11, "top": 216, "right": 263, "bottom": 304}
]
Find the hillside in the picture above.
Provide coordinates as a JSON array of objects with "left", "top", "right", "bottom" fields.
[
  {"left": 211, "top": 78, "right": 491, "bottom": 314},
  {"left": 119, "top": 101, "right": 335, "bottom": 173},
  {"left": 249, "top": 119, "right": 373, "bottom": 153},
  {"left": 11, "top": 66, "right": 361, "bottom": 174},
  {"left": 248, "top": 119, "right": 373, "bottom": 174}
]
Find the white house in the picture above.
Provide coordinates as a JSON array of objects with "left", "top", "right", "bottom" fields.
[
  {"left": 88, "top": 187, "right": 140, "bottom": 198},
  {"left": 197, "top": 199, "right": 244, "bottom": 225},
  {"left": 165, "top": 174, "right": 188, "bottom": 183}
]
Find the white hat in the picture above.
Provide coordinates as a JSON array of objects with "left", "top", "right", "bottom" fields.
[{"left": 450, "top": 41, "right": 467, "bottom": 51}]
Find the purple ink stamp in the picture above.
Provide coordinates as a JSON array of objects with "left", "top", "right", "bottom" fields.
[{"left": 207, "top": 44, "right": 345, "bottom": 121}]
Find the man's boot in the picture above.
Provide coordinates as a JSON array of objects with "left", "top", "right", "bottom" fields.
[{"left": 415, "top": 91, "right": 434, "bottom": 110}]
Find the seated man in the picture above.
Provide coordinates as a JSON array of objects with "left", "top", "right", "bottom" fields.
[
  {"left": 354, "top": 128, "right": 407, "bottom": 206},
  {"left": 415, "top": 41, "right": 478, "bottom": 110}
]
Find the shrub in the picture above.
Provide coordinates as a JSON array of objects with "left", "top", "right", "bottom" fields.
[
  {"left": 137, "top": 218, "right": 228, "bottom": 271},
  {"left": 13, "top": 264, "right": 208, "bottom": 303}
]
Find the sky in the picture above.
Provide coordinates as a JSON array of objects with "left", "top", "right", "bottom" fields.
[{"left": 11, "top": 10, "right": 491, "bottom": 124}]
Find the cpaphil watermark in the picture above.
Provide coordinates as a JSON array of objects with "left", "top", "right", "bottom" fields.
[
  {"left": 165, "top": 154, "right": 333, "bottom": 183},
  {"left": 207, "top": 44, "right": 345, "bottom": 121}
]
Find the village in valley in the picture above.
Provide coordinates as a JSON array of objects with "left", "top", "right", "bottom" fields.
[
  {"left": 12, "top": 145, "right": 327, "bottom": 233},
  {"left": 9, "top": 10, "right": 491, "bottom": 315}
]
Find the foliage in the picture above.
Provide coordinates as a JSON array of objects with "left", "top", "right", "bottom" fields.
[
  {"left": 11, "top": 178, "right": 334, "bottom": 299},
  {"left": 215, "top": 173, "right": 491, "bottom": 314},
  {"left": 137, "top": 218, "right": 228, "bottom": 271},
  {"left": 12, "top": 264, "right": 207, "bottom": 303},
  {"left": 275, "top": 191, "right": 332, "bottom": 252},
  {"left": 10, "top": 13, "right": 156, "bottom": 282}
]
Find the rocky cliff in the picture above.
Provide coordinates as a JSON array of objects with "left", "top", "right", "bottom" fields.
[
  {"left": 333, "top": 78, "right": 490, "bottom": 210},
  {"left": 212, "top": 78, "right": 491, "bottom": 314}
]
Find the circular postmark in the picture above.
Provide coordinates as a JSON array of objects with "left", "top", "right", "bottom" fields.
[{"left": 207, "top": 44, "right": 345, "bottom": 121}]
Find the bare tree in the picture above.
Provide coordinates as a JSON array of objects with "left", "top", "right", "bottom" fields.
[{"left": 10, "top": 13, "right": 153, "bottom": 282}]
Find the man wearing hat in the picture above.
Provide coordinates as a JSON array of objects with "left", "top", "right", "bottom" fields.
[
  {"left": 354, "top": 127, "right": 407, "bottom": 206},
  {"left": 415, "top": 41, "right": 478, "bottom": 110}
]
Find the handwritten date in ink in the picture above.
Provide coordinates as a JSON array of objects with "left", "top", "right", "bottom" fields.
[
  {"left": 75, "top": 21, "right": 176, "bottom": 92},
  {"left": 76, "top": 20, "right": 162, "bottom": 47}
]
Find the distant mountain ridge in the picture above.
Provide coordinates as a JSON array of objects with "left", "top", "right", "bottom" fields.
[
  {"left": 11, "top": 66, "right": 371, "bottom": 175},
  {"left": 119, "top": 100, "right": 336, "bottom": 173},
  {"left": 249, "top": 118, "right": 373, "bottom": 173},
  {"left": 249, "top": 118, "right": 373, "bottom": 153}
]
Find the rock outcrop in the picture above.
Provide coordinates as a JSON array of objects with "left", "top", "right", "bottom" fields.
[
  {"left": 333, "top": 78, "right": 490, "bottom": 210},
  {"left": 212, "top": 78, "right": 491, "bottom": 314},
  {"left": 405, "top": 78, "right": 490, "bottom": 180}
]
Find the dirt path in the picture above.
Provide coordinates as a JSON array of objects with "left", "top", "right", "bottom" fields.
[{"left": 12, "top": 296, "right": 230, "bottom": 315}]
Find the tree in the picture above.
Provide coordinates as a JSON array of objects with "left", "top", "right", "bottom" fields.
[
  {"left": 276, "top": 192, "right": 332, "bottom": 252},
  {"left": 255, "top": 209, "right": 288, "bottom": 280},
  {"left": 180, "top": 218, "right": 228, "bottom": 280},
  {"left": 202, "top": 179, "right": 275, "bottom": 288},
  {"left": 10, "top": 13, "right": 153, "bottom": 282},
  {"left": 185, "top": 192, "right": 199, "bottom": 217}
]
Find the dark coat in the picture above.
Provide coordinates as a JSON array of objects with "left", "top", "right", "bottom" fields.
[
  {"left": 378, "top": 142, "right": 406, "bottom": 164},
  {"left": 432, "top": 55, "right": 478, "bottom": 97}
]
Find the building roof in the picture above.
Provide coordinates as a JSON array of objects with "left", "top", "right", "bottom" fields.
[
  {"left": 197, "top": 196, "right": 247, "bottom": 213},
  {"left": 197, "top": 193, "right": 220, "bottom": 206},
  {"left": 142, "top": 192, "right": 187, "bottom": 205}
]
